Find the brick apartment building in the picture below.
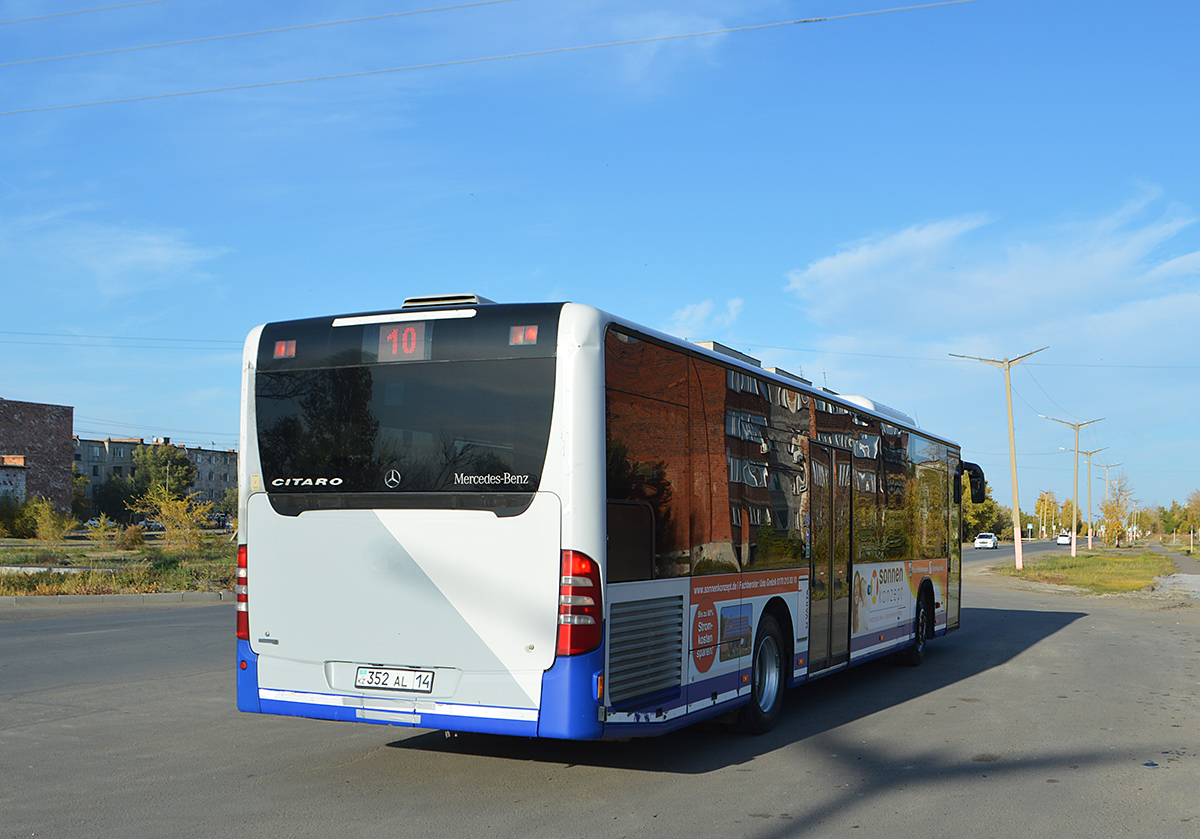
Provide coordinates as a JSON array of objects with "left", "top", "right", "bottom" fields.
[{"left": 0, "top": 397, "right": 74, "bottom": 510}]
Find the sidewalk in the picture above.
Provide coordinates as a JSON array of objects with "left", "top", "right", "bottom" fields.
[{"left": 1149, "top": 542, "right": 1200, "bottom": 598}]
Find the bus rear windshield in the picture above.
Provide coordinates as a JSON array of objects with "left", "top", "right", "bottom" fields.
[{"left": 255, "top": 356, "right": 555, "bottom": 509}]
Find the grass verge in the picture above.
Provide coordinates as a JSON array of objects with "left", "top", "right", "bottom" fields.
[
  {"left": 0, "top": 539, "right": 235, "bottom": 596},
  {"left": 991, "top": 550, "right": 1178, "bottom": 595}
]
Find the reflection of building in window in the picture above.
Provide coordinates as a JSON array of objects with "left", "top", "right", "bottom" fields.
[{"left": 604, "top": 325, "right": 953, "bottom": 581}]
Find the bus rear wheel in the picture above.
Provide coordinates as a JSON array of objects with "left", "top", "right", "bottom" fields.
[
  {"left": 900, "top": 591, "right": 930, "bottom": 667},
  {"left": 731, "top": 614, "right": 784, "bottom": 735}
]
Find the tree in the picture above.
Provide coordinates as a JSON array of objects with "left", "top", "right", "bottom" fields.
[
  {"left": 71, "top": 464, "right": 91, "bottom": 521},
  {"left": 130, "top": 444, "right": 196, "bottom": 499},
  {"left": 93, "top": 476, "right": 137, "bottom": 524},
  {"left": 85, "top": 513, "right": 119, "bottom": 547},
  {"left": 216, "top": 487, "right": 237, "bottom": 530},
  {"left": 1098, "top": 472, "right": 1134, "bottom": 546},
  {"left": 1061, "top": 498, "right": 1079, "bottom": 534},
  {"left": 1159, "top": 500, "right": 1187, "bottom": 538},
  {"left": 961, "top": 481, "right": 1009, "bottom": 539},
  {"left": 0, "top": 494, "right": 36, "bottom": 539},
  {"left": 1035, "top": 490, "right": 1059, "bottom": 537},
  {"left": 128, "top": 483, "right": 213, "bottom": 552},
  {"left": 30, "top": 496, "right": 77, "bottom": 555},
  {"left": 1186, "top": 490, "right": 1200, "bottom": 532}
]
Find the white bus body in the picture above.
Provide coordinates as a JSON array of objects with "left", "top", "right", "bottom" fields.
[{"left": 236, "top": 297, "right": 981, "bottom": 739}]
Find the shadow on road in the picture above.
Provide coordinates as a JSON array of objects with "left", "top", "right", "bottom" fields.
[{"left": 387, "top": 604, "right": 1087, "bottom": 773}]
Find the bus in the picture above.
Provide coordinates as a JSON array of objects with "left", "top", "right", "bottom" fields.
[{"left": 236, "top": 295, "right": 985, "bottom": 739}]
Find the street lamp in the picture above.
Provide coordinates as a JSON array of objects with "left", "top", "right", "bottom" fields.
[
  {"left": 1042, "top": 415, "right": 1103, "bottom": 558},
  {"left": 952, "top": 347, "right": 1047, "bottom": 570},
  {"left": 1079, "top": 449, "right": 1105, "bottom": 549}
]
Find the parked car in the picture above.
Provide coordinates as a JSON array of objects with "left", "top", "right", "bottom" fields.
[
  {"left": 1056, "top": 532, "right": 1072, "bottom": 545},
  {"left": 974, "top": 532, "right": 999, "bottom": 549}
]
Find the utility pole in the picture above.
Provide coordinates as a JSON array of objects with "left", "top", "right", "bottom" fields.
[
  {"left": 952, "top": 347, "right": 1047, "bottom": 570},
  {"left": 1079, "top": 448, "right": 1105, "bottom": 550},
  {"left": 1096, "top": 462, "right": 1122, "bottom": 503},
  {"left": 1042, "top": 415, "right": 1103, "bottom": 558}
]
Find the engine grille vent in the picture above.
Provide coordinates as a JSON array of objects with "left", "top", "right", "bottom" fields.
[{"left": 607, "top": 596, "right": 685, "bottom": 706}]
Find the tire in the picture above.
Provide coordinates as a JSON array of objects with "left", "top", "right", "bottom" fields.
[
  {"left": 900, "top": 592, "right": 930, "bottom": 667},
  {"left": 731, "top": 614, "right": 785, "bottom": 735}
]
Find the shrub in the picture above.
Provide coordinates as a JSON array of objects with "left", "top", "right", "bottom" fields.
[
  {"left": 85, "top": 513, "right": 119, "bottom": 546},
  {"left": 128, "top": 485, "right": 214, "bottom": 552},
  {"left": 30, "top": 497, "right": 77, "bottom": 555},
  {"left": 117, "top": 525, "right": 146, "bottom": 550}
]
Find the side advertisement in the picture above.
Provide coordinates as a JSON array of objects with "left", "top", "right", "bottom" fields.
[
  {"left": 688, "top": 569, "right": 808, "bottom": 697},
  {"left": 850, "top": 559, "right": 947, "bottom": 655}
]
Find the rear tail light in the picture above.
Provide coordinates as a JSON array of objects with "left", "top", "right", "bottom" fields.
[
  {"left": 556, "top": 550, "right": 602, "bottom": 656},
  {"left": 235, "top": 544, "right": 249, "bottom": 641}
]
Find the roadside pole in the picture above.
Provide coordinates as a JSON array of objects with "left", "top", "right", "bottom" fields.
[{"left": 953, "top": 348, "right": 1047, "bottom": 571}]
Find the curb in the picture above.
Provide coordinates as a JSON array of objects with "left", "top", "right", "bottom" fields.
[{"left": 0, "top": 591, "right": 235, "bottom": 607}]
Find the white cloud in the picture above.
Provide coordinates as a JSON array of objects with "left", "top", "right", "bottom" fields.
[
  {"left": 784, "top": 196, "right": 1199, "bottom": 346},
  {"left": 0, "top": 213, "right": 227, "bottom": 300},
  {"left": 662, "top": 296, "right": 743, "bottom": 339},
  {"left": 771, "top": 193, "right": 1200, "bottom": 508}
]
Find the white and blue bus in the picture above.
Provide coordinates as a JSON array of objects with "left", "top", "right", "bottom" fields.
[{"left": 236, "top": 295, "right": 985, "bottom": 739}]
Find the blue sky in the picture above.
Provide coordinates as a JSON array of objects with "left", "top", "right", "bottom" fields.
[{"left": 2, "top": 0, "right": 1197, "bottom": 517}]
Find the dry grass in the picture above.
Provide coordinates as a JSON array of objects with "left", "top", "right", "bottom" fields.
[
  {"left": 0, "top": 539, "right": 235, "bottom": 596},
  {"left": 991, "top": 550, "right": 1177, "bottom": 594}
]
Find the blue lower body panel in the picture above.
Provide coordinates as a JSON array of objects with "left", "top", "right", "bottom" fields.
[{"left": 537, "top": 646, "right": 605, "bottom": 739}]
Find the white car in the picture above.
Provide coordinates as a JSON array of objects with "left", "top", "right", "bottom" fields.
[
  {"left": 974, "top": 532, "right": 999, "bottom": 549},
  {"left": 1056, "top": 532, "right": 1072, "bottom": 546}
]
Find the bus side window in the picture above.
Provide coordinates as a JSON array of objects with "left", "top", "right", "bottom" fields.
[{"left": 606, "top": 501, "right": 655, "bottom": 583}]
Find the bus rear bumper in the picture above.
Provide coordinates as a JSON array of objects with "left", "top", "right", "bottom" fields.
[{"left": 236, "top": 640, "right": 261, "bottom": 713}]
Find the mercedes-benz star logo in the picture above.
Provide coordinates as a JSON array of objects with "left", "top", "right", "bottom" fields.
[{"left": 384, "top": 469, "right": 402, "bottom": 488}]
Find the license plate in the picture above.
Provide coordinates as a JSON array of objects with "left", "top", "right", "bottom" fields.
[{"left": 354, "top": 666, "right": 434, "bottom": 693}]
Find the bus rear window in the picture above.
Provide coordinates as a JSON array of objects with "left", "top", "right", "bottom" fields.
[{"left": 255, "top": 357, "right": 555, "bottom": 505}]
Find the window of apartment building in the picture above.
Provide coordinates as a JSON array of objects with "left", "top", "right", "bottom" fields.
[
  {"left": 92, "top": 466, "right": 99, "bottom": 477},
  {"left": 92, "top": 446, "right": 101, "bottom": 458},
  {"left": 114, "top": 447, "right": 124, "bottom": 458},
  {"left": 113, "top": 466, "right": 122, "bottom": 477}
]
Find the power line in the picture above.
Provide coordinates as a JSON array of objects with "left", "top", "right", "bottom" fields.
[
  {"left": 2, "top": 0, "right": 523, "bottom": 68},
  {"left": 1, "top": 0, "right": 172, "bottom": 26},
  {"left": 2, "top": 0, "right": 983, "bottom": 116},
  {"left": 0, "top": 338, "right": 241, "bottom": 351},
  {"left": 0, "top": 329, "right": 240, "bottom": 345},
  {"left": 736, "top": 341, "right": 1200, "bottom": 370}
]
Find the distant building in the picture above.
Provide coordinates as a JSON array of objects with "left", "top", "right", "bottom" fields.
[
  {"left": 180, "top": 442, "right": 238, "bottom": 503},
  {"left": 74, "top": 436, "right": 142, "bottom": 488},
  {"left": 74, "top": 435, "right": 237, "bottom": 503},
  {"left": 0, "top": 397, "right": 74, "bottom": 510}
]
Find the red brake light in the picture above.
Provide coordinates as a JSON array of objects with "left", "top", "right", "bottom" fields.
[
  {"left": 556, "top": 550, "right": 602, "bottom": 656},
  {"left": 235, "top": 544, "right": 249, "bottom": 641}
]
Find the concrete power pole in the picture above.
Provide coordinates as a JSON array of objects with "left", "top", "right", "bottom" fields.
[
  {"left": 1042, "top": 416, "right": 1104, "bottom": 558},
  {"left": 952, "top": 347, "right": 1047, "bottom": 571},
  {"left": 1080, "top": 448, "right": 1106, "bottom": 550}
]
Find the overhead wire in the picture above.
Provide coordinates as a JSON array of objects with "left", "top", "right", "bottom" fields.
[
  {"left": 735, "top": 341, "right": 1200, "bottom": 370},
  {"left": 1, "top": 0, "right": 523, "bottom": 68},
  {"left": 0, "top": 328, "right": 242, "bottom": 351},
  {"left": 0, "top": 329, "right": 240, "bottom": 345},
  {"left": 2, "top": 0, "right": 984, "bottom": 116},
  {"left": 0, "top": 0, "right": 172, "bottom": 26}
]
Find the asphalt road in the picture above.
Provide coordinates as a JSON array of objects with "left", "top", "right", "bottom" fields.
[{"left": 2, "top": 568, "right": 1197, "bottom": 839}]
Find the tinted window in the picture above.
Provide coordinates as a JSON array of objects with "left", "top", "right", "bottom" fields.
[{"left": 257, "top": 357, "right": 555, "bottom": 498}]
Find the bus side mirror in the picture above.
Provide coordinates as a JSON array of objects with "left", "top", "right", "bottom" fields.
[{"left": 961, "top": 461, "right": 986, "bottom": 504}]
